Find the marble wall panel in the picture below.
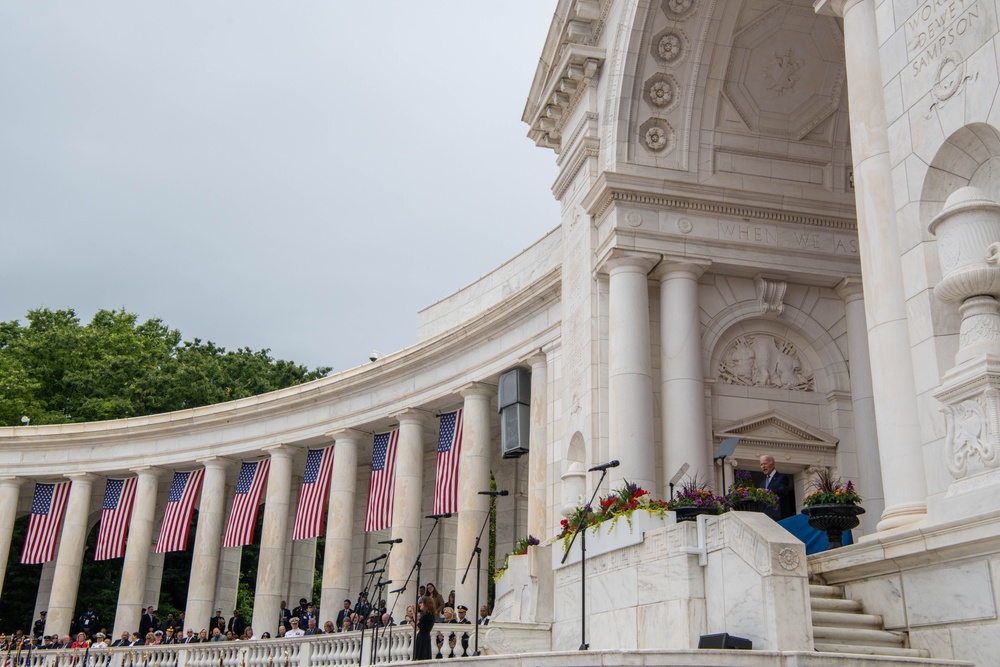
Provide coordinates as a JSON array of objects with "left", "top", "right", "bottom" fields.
[
  {"left": 846, "top": 574, "right": 907, "bottom": 630},
  {"left": 903, "top": 560, "right": 996, "bottom": 625}
]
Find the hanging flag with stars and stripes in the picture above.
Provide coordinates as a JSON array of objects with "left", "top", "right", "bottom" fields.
[
  {"left": 223, "top": 459, "right": 270, "bottom": 548},
  {"left": 292, "top": 447, "right": 335, "bottom": 541},
  {"left": 365, "top": 430, "right": 399, "bottom": 532},
  {"left": 21, "top": 482, "right": 71, "bottom": 564},
  {"left": 155, "top": 469, "right": 205, "bottom": 553},
  {"left": 433, "top": 409, "right": 463, "bottom": 515},
  {"left": 94, "top": 477, "right": 138, "bottom": 561}
]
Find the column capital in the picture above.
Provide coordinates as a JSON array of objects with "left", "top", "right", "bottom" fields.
[
  {"left": 263, "top": 444, "right": 296, "bottom": 458},
  {"left": 813, "top": 0, "right": 863, "bottom": 18},
  {"left": 64, "top": 472, "right": 98, "bottom": 483},
  {"left": 196, "top": 456, "right": 233, "bottom": 471},
  {"left": 0, "top": 476, "right": 24, "bottom": 488},
  {"left": 651, "top": 256, "right": 711, "bottom": 281},
  {"left": 129, "top": 466, "right": 167, "bottom": 479},
  {"left": 597, "top": 249, "right": 660, "bottom": 276},
  {"left": 525, "top": 350, "right": 548, "bottom": 369},
  {"left": 326, "top": 428, "right": 366, "bottom": 443},
  {"left": 391, "top": 407, "right": 429, "bottom": 426},
  {"left": 460, "top": 382, "right": 495, "bottom": 399},
  {"left": 836, "top": 276, "right": 865, "bottom": 303}
]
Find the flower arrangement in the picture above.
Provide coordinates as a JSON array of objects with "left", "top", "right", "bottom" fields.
[
  {"left": 725, "top": 470, "right": 778, "bottom": 509},
  {"left": 667, "top": 479, "right": 724, "bottom": 513},
  {"left": 802, "top": 468, "right": 862, "bottom": 506},
  {"left": 493, "top": 534, "right": 540, "bottom": 581},
  {"left": 557, "top": 481, "right": 670, "bottom": 552}
]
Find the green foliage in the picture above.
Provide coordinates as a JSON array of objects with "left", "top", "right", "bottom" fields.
[
  {"left": 0, "top": 516, "right": 41, "bottom": 634},
  {"left": 0, "top": 308, "right": 331, "bottom": 426}
]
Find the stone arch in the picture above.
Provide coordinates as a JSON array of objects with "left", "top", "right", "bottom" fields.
[
  {"left": 921, "top": 123, "right": 1000, "bottom": 225},
  {"left": 702, "top": 302, "right": 850, "bottom": 395},
  {"left": 565, "top": 431, "right": 585, "bottom": 470}
]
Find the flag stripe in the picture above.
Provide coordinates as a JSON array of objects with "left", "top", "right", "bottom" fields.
[
  {"left": 21, "top": 482, "right": 71, "bottom": 564},
  {"left": 155, "top": 469, "right": 205, "bottom": 553},
  {"left": 292, "top": 447, "right": 335, "bottom": 541},
  {"left": 365, "top": 430, "right": 399, "bottom": 532},
  {"left": 94, "top": 477, "right": 138, "bottom": 561},
  {"left": 223, "top": 460, "right": 270, "bottom": 548},
  {"left": 433, "top": 409, "right": 463, "bottom": 515}
]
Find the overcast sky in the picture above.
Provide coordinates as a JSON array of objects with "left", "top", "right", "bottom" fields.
[{"left": 0, "top": 2, "right": 561, "bottom": 374}]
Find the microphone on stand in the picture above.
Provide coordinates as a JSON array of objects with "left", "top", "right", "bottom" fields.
[
  {"left": 588, "top": 460, "right": 620, "bottom": 472},
  {"left": 426, "top": 513, "right": 452, "bottom": 519},
  {"left": 366, "top": 554, "right": 388, "bottom": 564},
  {"left": 378, "top": 538, "right": 403, "bottom": 544},
  {"left": 478, "top": 490, "right": 509, "bottom": 497},
  {"left": 365, "top": 568, "right": 386, "bottom": 576}
]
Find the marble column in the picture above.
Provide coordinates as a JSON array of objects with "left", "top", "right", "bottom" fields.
[
  {"left": 389, "top": 411, "right": 426, "bottom": 598},
  {"left": 837, "top": 278, "right": 886, "bottom": 534},
  {"left": 253, "top": 445, "right": 294, "bottom": 636},
  {"left": 816, "top": 0, "right": 927, "bottom": 531},
  {"left": 114, "top": 467, "right": 163, "bottom": 637},
  {"left": 321, "top": 430, "right": 361, "bottom": 611},
  {"left": 654, "top": 259, "right": 712, "bottom": 496},
  {"left": 527, "top": 352, "right": 549, "bottom": 540},
  {"left": 455, "top": 383, "right": 493, "bottom": 612},
  {"left": 604, "top": 251, "right": 658, "bottom": 491},
  {"left": 185, "top": 458, "right": 230, "bottom": 630},
  {"left": 46, "top": 473, "right": 95, "bottom": 638},
  {"left": 0, "top": 477, "right": 23, "bottom": 597}
]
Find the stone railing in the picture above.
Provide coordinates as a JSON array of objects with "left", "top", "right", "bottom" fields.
[{"left": 6, "top": 629, "right": 429, "bottom": 667}]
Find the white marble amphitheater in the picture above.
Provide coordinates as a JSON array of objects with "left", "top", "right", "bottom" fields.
[{"left": 4, "top": 0, "right": 1000, "bottom": 665}]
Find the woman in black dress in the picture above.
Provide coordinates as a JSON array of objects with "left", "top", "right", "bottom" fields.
[{"left": 413, "top": 597, "right": 436, "bottom": 660}]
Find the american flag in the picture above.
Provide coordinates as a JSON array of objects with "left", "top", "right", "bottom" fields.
[
  {"left": 433, "top": 410, "right": 463, "bottom": 515},
  {"left": 223, "top": 460, "right": 270, "bottom": 548},
  {"left": 94, "top": 477, "right": 138, "bottom": 561},
  {"left": 21, "top": 482, "right": 70, "bottom": 564},
  {"left": 365, "top": 430, "right": 399, "bottom": 532},
  {"left": 155, "top": 469, "right": 205, "bottom": 553},
  {"left": 292, "top": 447, "right": 335, "bottom": 540}
]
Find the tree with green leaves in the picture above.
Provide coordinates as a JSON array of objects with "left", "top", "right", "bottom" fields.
[{"left": 0, "top": 308, "right": 331, "bottom": 426}]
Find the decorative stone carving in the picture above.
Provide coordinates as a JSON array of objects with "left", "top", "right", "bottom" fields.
[
  {"left": 763, "top": 47, "right": 803, "bottom": 96},
  {"left": 643, "top": 73, "right": 680, "bottom": 112},
  {"left": 638, "top": 117, "right": 675, "bottom": 154},
  {"left": 941, "top": 391, "right": 1000, "bottom": 478},
  {"left": 651, "top": 28, "right": 689, "bottom": 67},
  {"left": 661, "top": 0, "right": 697, "bottom": 21},
  {"left": 930, "top": 52, "right": 975, "bottom": 110},
  {"left": 777, "top": 547, "right": 800, "bottom": 571},
  {"left": 677, "top": 218, "right": 693, "bottom": 234},
  {"left": 625, "top": 211, "right": 643, "bottom": 227},
  {"left": 754, "top": 275, "right": 787, "bottom": 315},
  {"left": 718, "top": 334, "right": 814, "bottom": 391}
]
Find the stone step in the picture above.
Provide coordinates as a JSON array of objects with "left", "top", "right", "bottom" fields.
[
  {"left": 813, "top": 624, "right": 909, "bottom": 647},
  {"left": 814, "top": 642, "right": 932, "bottom": 659},
  {"left": 809, "top": 583, "right": 845, "bottom": 598},
  {"left": 811, "top": 596, "right": 863, "bottom": 613},
  {"left": 811, "top": 609, "right": 885, "bottom": 629}
]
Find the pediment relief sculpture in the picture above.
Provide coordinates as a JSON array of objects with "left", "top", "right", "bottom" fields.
[{"left": 718, "top": 334, "right": 814, "bottom": 391}]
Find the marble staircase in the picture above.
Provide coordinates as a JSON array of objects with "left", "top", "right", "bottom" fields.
[{"left": 810, "top": 583, "right": 928, "bottom": 658}]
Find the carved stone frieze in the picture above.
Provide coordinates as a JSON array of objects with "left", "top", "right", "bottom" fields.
[
  {"left": 651, "top": 27, "right": 689, "bottom": 67},
  {"left": 644, "top": 72, "right": 681, "bottom": 112},
  {"left": 754, "top": 275, "right": 787, "bottom": 315},
  {"left": 941, "top": 387, "right": 1000, "bottom": 479},
  {"left": 639, "top": 117, "right": 676, "bottom": 154},
  {"left": 662, "top": 0, "right": 697, "bottom": 21},
  {"left": 718, "top": 334, "right": 814, "bottom": 391}
]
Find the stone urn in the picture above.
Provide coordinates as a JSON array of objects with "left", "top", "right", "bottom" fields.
[
  {"left": 803, "top": 504, "right": 865, "bottom": 548},
  {"left": 928, "top": 186, "right": 1000, "bottom": 365}
]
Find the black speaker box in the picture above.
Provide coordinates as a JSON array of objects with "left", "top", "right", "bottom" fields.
[
  {"left": 501, "top": 403, "right": 530, "bottom": 458},
  {"left": 498, "top": 368, "right": 530, "bottom": 411},
  {"left": 697, "top": 633, "right": 752, "bottom": 650}
]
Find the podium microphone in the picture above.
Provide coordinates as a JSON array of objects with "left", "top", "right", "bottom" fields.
[
  {"left": 377, "top": 538, "right": 403, "bottom": 544},
  {"left": 478, "top": 490, "right": 508, "bottom": 497},
  {"left": 426, "top": 513, "right": 452, "bottom": 519},
  {"left": 366, "top": 554, "right": 388, "bottom": 564},
  {"left": 588, "top": 460, "right": 620, "bottom": 472},
  {"left": 365, "top": 568, "right": 385, "bottom": 576}
]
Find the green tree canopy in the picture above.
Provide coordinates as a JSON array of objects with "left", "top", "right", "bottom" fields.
[{"left": 0, "top": 308, "right": 331, "bottom": 426}]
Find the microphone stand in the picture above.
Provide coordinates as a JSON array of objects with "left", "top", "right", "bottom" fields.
[
  {"left": 460, "top": 495, "right": 499, "bottom": 656},
  {"left": 382, "top": 514, "right": 447, "bottom": 648},
  {"left": 561, "top": 466, "right": 611, "bottom": 650},
  {"left": 358, "top": 543, "right": 393, "bottom": 667},
  {"left": 367, "top": 573, "right": 392, "bottom": 666}
]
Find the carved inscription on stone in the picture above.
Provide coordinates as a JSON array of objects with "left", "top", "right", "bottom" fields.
[
  {"left": 906, "top": 0, "right": 987, "bottom": 77},
  {"left": 718, "top": 334, "right": 814, "bottom": 391}
]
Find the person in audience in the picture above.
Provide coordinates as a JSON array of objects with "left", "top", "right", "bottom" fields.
[
  {"left": 111, "top": 631, "right": 130, "bottom": 647},
  {"left": 260, "top": 632, "right": 271, "bottom": 639},
  {"left": 441, "top": 607, "right": 455, "bottom": 623},
  {"left": 284, "top": 618, "right": 304, "bottom": 638},
  {"left": 447, "top": 590, "right": 456, "bottom": 610},
  {"left": 456, "top": 605, "right": 471, "bottom": 624},
  {"left": 303, "top": 619, "right": 322, "bottom": 636},
  {"left": 197, "top": 629, "right": 208, "bottom": 642},
  {"left": 242, "top": 627, "right": 256, "bottom": 641},
  {"left": 225, "top": 630, "right": 235, "bottom": 641},
  {"left": 353, "top": 592, "right": 371, "bottom": 619},
  {"left": 276, "top": 626, "right": 286, "bottom": 638},
  {"left": 479, "top": 605, "right": 490, "bottom": 625},
  {"left": 91, "top": 633, "right": 108, "bottom": 649},
  {"left": 128, "top": 632, "right": 143, "bottom": 646},
  {"left": 210, "top": 628, "right": 224, "bottom": 642},
  {"left": 380, "top": 613, "right": 393, "bottom": 627},
  {"left": 278, "top": 601, "right": 291, "bottom": 630},
  {"left": 322, "top": 621, "right": 335, "bottom": 634},
  {"left": 32, "top": 611, "right": 46, "bottom": 638},
  {"left": 340, "top": 618, "right": 352, "bottom": 632},
  {"left": 291, "top": 598, "right": 309, "bottom": 620},
  {"left": 162, "top": 627, "right": 177, "bottom": 644},
  {"left": 335, "top": 599, "right": 352, "bottom": 631},
  {"left": 182, "top": 628, "right": 197, "bottom": 643},
  {"left": 228, "top": 609, "right": 246, "bottom": 637},
  {"left": 139, "top": 607, "right": 157, "bottom": 637},
  {"left": 424, "top": 583, "right": 445, "bottom": 614},
  {"left": 72, "top": 632, "right": 89, "bottom": 649}
]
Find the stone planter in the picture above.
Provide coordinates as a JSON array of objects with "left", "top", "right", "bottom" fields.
[
  {"left": 803, "top": 503, "right": 865, "bottom": 548},
  {"left": 672, "top": 506, "right": 723, "bottom": 522},
  {"left": 554, "top": 509, "right": 670, "bottom": 568},
  {"left": 728, "top": 498, "right": 774, "bottom": 513}
]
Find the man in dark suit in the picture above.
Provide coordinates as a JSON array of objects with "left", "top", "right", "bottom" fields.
[
  {"left": 139, "top": 606, "right": 157, "bottom": 637},
  {"left": 758, "top": 455, "right": 795, "bottom": 520}
]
